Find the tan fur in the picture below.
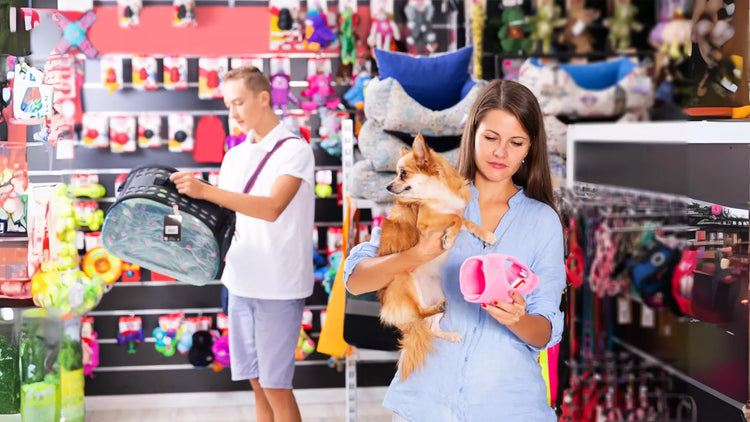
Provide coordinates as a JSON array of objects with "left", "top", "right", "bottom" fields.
[{"left": 377, "top": 134, "right": 496, "bottom": 381}]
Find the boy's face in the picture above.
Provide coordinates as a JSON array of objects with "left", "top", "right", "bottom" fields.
[{"left": 221, "top": 79, "right": 268, "bottom": 134}]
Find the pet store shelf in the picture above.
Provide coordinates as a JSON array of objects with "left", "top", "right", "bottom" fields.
[
  {"left": 87, "top": 307, "right": 224, "bottom": 316},
  {"left": 612, "top": 337, "right": 744, "bottom": 411},
  {"left": 0, "top": 233, "right": 28, "bottom": 242},
  {"left": 0, "top": 298, "right": 34, "bottom": 308}
]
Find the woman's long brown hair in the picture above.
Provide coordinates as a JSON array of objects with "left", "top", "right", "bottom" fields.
[{"left": 455, "top": 79, "right": 556, "bottom": 213}]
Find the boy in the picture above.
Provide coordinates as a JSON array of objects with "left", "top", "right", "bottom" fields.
[{"left": 170, "top": 66, "right": 314, "bottom": 422}]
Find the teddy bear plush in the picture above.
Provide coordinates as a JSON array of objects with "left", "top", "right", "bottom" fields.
[
  {"left": 497, "top": 0, "right": 534, "bottom": 54},
  {"left": 528, "top": 0, "right": 566, "bottom": 54},
  {"left": 604, "top": 0, "right": 643, "bottom": 52},
  {"left": 558, "top": 0, "right": 600, "bottom": 55}
]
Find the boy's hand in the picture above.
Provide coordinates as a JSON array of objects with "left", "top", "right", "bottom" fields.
[{"left": 170, "top": 171, "right": 208, "bottom": 200}]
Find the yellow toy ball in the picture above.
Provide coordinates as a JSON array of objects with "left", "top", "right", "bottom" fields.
[{"left": 83, "top": 247, "right": 123, "bottom": 285}]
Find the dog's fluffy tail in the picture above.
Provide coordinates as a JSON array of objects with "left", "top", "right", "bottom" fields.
[{"left": 398, "top": 319, "right": 434, "bottom": 381}]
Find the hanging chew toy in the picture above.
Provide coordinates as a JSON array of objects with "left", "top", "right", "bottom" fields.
[{"left": 471, "top": 0, "right": 486, "bottom": 79}]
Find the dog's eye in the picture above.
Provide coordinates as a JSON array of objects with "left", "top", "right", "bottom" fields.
[{"left": 399, "top": 169, "right": 407, "bottom": 180}]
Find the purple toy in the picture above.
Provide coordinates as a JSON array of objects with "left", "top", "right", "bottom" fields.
[
  {"left": 270, "top": 72, "right": 300, "bottom": 116},
  {"left": 212, "top": 333, "right": 231, "bottom": 367}
]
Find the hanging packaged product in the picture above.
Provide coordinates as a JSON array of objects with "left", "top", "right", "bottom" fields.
[
  {"left": 58, "top": 317, "right": 85, "bottom": 422},
  {"left": 10, "top": 61, "right": 53, "bottom": 125},
  {"left": 42, "top": 54, "right": 83, "bottom": 146},
  {"left": 81, "top": 113, "right": 109, "bottom": 148},
  {"left": 198, "top": 57, "right": 228, "bottom": 100},
  {"left": 282, "top": 109, "right": 311, "bottom": 140},
  {"left": 109, "top": 116, "right": 137, "bottom": 153},
  {"left": 318, "top": 110, "right": 349, "bottom": 158},
  {"left": 31, "top": 270, "right": 106, "bottom": 318},
  {"left": 138, "top": 113, "right": 163, "bottom": 148},
  {"left": 168, "top": 113, "right": 195, "bottom": 152},
  {"left": 131, "top": 56, "right": 159, "bottom": 91},
  {"left": 19, "top": 308, "right": 62, "bottom": 422},
  {"left": 117, "top": 0, "right": 142, "bottom": 27},
  {"left": 173, "top": 0, "right": 197, "bottom": 27},
  {"left": 295, "top": 328, "right": 315, "bottom": 360},
  {"left": 0, "top": 141, "right": 28, "bottom": 236},
  {"left": 80, "top": 317, "right": 99, "bottom": 378},
  {"left": 73, "top": 200, "right": 104, "bottom": 232},
  {"left": 70, "top": 173, "right": 105, "bottom": 198},
  {"left": 116, "top": 316, "right": 144, "bottom": 354},
  {"left": 100, "top": 55, "right": 123, "bottom": 94},
  {"left": 120, "top": 262, "right": 141, "bottom": 282},
  {"left": 0, "top": 308, "right": 22, "bottom": 415},
  {"left": 270, "top": 0, "right": 304, "bottom": 50},
  {"left": 230, "top": 56, "right": 264, "bottom": 71},
  {"left": 193, "top": 115, "right": 226, "bottom": 163},
  {"left": 163, "top": 56, "right": 188, "bottom": 90}
]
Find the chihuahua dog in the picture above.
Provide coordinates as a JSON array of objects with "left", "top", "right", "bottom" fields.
[{"left": 377, "top": 134, "right": 496, "bottom": 381}]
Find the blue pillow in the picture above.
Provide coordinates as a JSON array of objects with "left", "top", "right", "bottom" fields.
[{"left": 375, "top": 47, "right": 473, "bottom": 111}]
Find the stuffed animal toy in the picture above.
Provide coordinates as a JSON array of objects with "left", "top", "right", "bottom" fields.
[
  {"left": 404, "top": 0, "right": 437, "bottom": 53},
  {"left": 657, "top": 12, "right": 692, "bottom": 60},
  {"left": 604, "top": 0, "right": 643, "bottom": 52},
  {"left": 368, "top": 8, "right": 400, "bottom": 51},
  {"left": 692, "top": 0, "right": 739, "bottom": 100},
  {"left": 304, "top": 10, "right": 337, "bottom": 51},
  {"left": 188, "top": 331, "right": 215, "bottom": 367},
  {"left": 270, "top": 71, "right": 300, "bottom": 116},
  {"left": 339, "top": 8, "right": 357, "bottom": 66},
  {"left": 343, "top": 71, "right": 371, "bottom": 109},
  {"left": 301, "top": 71, "right": 341, "bottom": 111},
  {"left": 558, "top": 0, "right": 600, "bottom": 55},
  {"left": 497, "top": 0, "right": 534, "bottom": 54},
  {"left": 528, "top": 0, "right": 566, "bottom": 54}
]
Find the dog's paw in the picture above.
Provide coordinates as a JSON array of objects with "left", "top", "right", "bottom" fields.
[
  {"left": 482, "top": 232, "right": 496, "bottom": 247},
  {"left": 442, "top": 233, "right": 456, "bottom": 250}
]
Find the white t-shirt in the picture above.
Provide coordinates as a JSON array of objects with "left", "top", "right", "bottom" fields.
[{"left": 218, "top": 123, "right": 315, "bottom": 299}]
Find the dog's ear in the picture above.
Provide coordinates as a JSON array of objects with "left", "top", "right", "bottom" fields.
[
  {"left": 400, "top": 146, "right": 410, "bottom": 156},
  {"left": 412, "top": 133, "right": 430, "bottom": 167}
]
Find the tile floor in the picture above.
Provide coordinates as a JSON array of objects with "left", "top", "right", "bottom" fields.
[{"left": 85, "top": 387, "right": 392, "bottom": 422}]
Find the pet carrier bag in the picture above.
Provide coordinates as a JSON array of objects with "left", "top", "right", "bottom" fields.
[{"left": 101, "top": 165, "right": 235, "bottom": 286}]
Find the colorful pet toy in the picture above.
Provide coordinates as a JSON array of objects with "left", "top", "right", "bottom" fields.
[
  {"left": 304, "top": 10, "right": 337, "bottom": 51},
  {"left": 343, "top": 71, "right": 371, "bottom": 109},
  {"left": 270, "top": 71, "right": 301, "bottom": 116},
  {"left": 528, "top": 0, "right": 567, "bottom": 54},
  {"left": 497, "top": 0, "right": 534, "bottom": 54},
  {"left": 558, "top": 0, "right": 600, "bottom": 55},
  {"left": 339, "top": 8, "right": 357, "bottom": 66},
  {"left": 604, "top": 0, "right": 643, "bottom": 52},
  {"left": 368, "top": 9, "right": 400, "bottom": 51},
  {"left": 404, "top": 0, "right": 437, "bottom": 53},
  {"left": 459, "top": 254, "right": 540, "bottom": 304},
  {"left": 52, "top": 11, "right": 98, "bottom": 59},
  {"left": 83, "top": 247, "right": 123, "bottom": 285},
  {"left": 301, "top": 71, "right": 341, "bottom": 111}
]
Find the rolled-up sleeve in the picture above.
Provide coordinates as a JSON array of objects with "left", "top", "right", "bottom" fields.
[
  {"left": 342, "top": 227, "right": 381, "bottom": 293},
  {"left": 525, "top": 215, "right": 566, "bottom": 352}
]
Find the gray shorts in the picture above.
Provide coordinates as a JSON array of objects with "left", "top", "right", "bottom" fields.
[{"left": 228, "top": 293, "right": 305, "bottom": 389}]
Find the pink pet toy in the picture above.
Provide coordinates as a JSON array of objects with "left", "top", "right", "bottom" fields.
[
  {"left": 459, "top": 254, "right": 540, "bottom": 304},
  {"left": 301, "top": 72, "right": 341, "bottom": 112}
]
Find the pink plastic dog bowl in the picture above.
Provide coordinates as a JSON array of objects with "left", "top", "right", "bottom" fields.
[{"left": 459, "top": 254, "right": 540, "bottom": 304}]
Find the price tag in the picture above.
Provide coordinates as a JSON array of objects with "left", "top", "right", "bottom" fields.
[
  {"left": 163, "top": 205, "right": 182, "bottom": 241},
  {"left": 617, "top": 297, "right": 631, "bottom": 324},
  {"left": 641, "top": 305, "right": 655, "bottom": 328}
]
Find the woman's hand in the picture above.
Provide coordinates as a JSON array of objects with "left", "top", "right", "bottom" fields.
[
  {"left": 405, "top": 228, "right": 449, "bottom": 265},
  {"left": 481, "top": 291, "right": 527, "bottom": 327},
  {"left": 170, "top": 172, "right": 208, "bottom": 200}
]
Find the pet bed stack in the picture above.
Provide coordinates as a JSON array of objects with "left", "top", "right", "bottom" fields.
[{"left": 516, "top": 56, "right": 655, "bottom": 187}]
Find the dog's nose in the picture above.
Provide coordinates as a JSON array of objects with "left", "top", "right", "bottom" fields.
[{"left": 386, "top": 183, "right": 393, "bottom": 192}]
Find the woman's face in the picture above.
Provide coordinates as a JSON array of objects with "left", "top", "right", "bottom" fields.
[{"left": 474, "top": 108, "right": 531, "bottom": 184}]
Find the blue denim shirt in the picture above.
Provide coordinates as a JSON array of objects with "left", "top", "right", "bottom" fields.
[{"left": 343, "top": 185, "right": 565, "bottom": 422}]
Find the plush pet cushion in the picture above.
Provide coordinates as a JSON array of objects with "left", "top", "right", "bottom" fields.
[
  {"left": 358, "top": 119, "right": 461, "bottom": 171},
  {"left": 365, "top": 77, "right": 487, "bottom": 136},
  {"left": 374, "top": 46, "right": 475, "bottom": 110},
  {"left": 384, "top": 130, "right": 461, "bottom": 152},
  {"left": 518, "top": 57, "right": 653, "bottom": 118},
  {"left": 349, "top": 160, "right": 396, "bottom": 203}
]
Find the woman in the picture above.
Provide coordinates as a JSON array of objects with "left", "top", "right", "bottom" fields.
[{"left": 343, "top": 80, "right": 566, "bottom": 421}]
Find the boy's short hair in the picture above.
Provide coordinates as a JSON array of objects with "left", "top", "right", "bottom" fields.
[{"left": 224, "top": 66, "right": 272, "bottom": 100}]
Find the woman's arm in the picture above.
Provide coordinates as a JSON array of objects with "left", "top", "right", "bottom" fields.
[
  {"left": 345, "top": 227, "right": 447, "bottom": 295},
  {"left": 482, "top": 292, "right": 552, "bottom": 349}
]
